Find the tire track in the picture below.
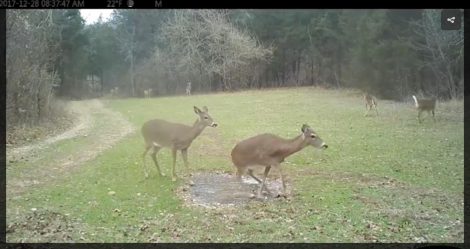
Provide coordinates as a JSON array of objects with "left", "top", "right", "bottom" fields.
[{"left": 7, "top": 99, "right": 135, "bottom": 196}]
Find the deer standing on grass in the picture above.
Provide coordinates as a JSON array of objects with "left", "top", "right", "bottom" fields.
[
  {"left": 363, "top": 93, "right": 379, "bottom": 116},
  {"left": 231, "top": 124, "right": 328, "bottom": 198},
  {"left": 186, "top": 82, "right": 192, "bottom": 96},
  {"left": 144, "top": 89, "right": 153, "bottom": 98},
  {"left": 412, "top": 95, "right": 436, "bottom": 123},
  {"left": 141, "top": 106, "right": 218, "bottom": 181},
  {"left": 110, "top": 87, "right": 119, "bottom": 97}
]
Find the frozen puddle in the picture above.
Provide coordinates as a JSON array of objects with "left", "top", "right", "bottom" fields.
[{"left": 181, "top": 172, "right": 286, "bottom": 208}]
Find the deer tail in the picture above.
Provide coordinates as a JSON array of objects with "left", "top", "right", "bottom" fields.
[{"left": 412, "top": 95, "right": 418, "bottom": 107}]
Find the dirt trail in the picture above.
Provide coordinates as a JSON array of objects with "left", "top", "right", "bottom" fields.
[
  {"left": 6, "top": 99, "right": 136, "bottom": 196},
  {"left": 7, "top": 101, "right": 93, "bottom": 161}
]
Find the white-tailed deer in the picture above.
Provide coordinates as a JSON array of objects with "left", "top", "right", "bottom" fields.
[
  {"left": 141, "top": 106, "right": 217, "bottom": 181},
  {"left": 144, "top": 88, "right": 153, "bottom": 98},
  {"left": 363, "top": 93, "right": 378, "bottom": 116},
  {"left": 186, "top": 82, "right": 192, "bottom": 96},
  {"left": 110, "top": 87, "right": 119, "bottom": 97},
  {"left": 231, "top": 124, "right": 328, "bottom": 198},
  {"left": 412, "top": 95, "right": 436, "bottom": 123}
]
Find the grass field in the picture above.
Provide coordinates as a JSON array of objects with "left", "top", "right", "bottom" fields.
[{"left": 6, "top": 87, "right": 464, "bottom": 242}]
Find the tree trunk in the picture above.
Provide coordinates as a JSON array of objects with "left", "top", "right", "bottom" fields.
[
  {"left": 310, "top": 58, "right": 314, "bottom": 85},
  {"left": 317, "top": 59, "right": 322, "bottom": 86},
  {"left": 100, "top": 70, "right": 104, "bottom": 97},
  {"left": 130, "top": 25, "right": 136, "bottom": 97}
]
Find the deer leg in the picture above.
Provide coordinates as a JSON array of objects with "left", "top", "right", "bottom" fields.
[
  {"left": 181, "top": 149, "right": 189, "bottom": 169},
  {"left": 374, "top": 105, "right": 379, "bottom": 116},
  {"left": 248, "top": 169, "right": 272, "bottom": 195},
  {"left": 432, "top": 110, "right": 436, "bottom": 122},
  {"left": 248, "top": 169, "right": 262, "bottom": 183},
  {"left": 236, "top": 167, "right": 244, "bottom": 182},
  {"left": 150, "top": 146, "right": 164, "bottom": 177},
  {"left": 418, "top": 110, "right": 422, "bottom": 123},
  {"left": 277, "top": 166, "right": 287, "bottom": 196},
  {"left": 257, "top": 166, "right": 271, "bottom": 198},
  {"left": 181, "top": 148, "right": 194, "bottom": 181},
  {"left": 171, "top": 147, "right": 178, "bottom": 182},
  {"left": 142, "top": 144, "right": 152, "bottom": 178}
]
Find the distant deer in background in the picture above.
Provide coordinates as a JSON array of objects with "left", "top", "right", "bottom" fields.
[
  {"left": 110, "top": 87, "right": 119, "bottom": 97},
  {"left": 141, "top": 106, "right": 218, "bottom": 181},
  {"left": 186, "top": 82, "right": 192, "bottom": 96},
  {"left": 412, "top": 95, "right": 436, "bottom": 123},
  {"left": 144, "top": 88, "right": 153, "bottom": 98},
  {"left": 231, "top": 124, "right": 328, "bottom": 198},
  {"left": 363, "top": 93, "right": 379, "bottom": 116}
]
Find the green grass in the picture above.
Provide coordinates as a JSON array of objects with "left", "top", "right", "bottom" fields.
[
  {"left": 6, "top": 87, "right": 464, "bottom": 242},
  {"left": 7, "top": 112, "right": 100, "bottom": 179}
]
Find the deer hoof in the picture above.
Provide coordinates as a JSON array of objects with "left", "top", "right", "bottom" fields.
[
  {"left": 275, "top": 192, "right": 288, "bottom": 198},
  {"left": 172, "top": 177, "right": 177, "bottom": 182},
  {"left": 188, "top": 180, "right": 195, "bottom": 186}
]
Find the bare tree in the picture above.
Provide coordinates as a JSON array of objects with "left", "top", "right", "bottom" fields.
[
  {"left": 113, "top": 12, "right": 137, "bottom": 97},
  {"left": 409, "top": 10, "right": 464, "bottom": 99},
  {"left": 161, "top": 10, "right": 272, "bottom": 91},
  {"left": 6, "top": 10, "right": 61, "bottom": 129}
]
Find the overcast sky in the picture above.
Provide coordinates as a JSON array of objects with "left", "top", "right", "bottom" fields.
[{"left": 80, "top": 9, "right": 114, "bottom": 25}]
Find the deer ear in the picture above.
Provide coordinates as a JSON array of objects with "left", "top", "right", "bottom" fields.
[
  {"left": 194, "top": 106, "right": 201, "bottom": 114},
  {"left": 301, "top": 124, "right": 309, "bottom": 133},
  {"left": 203, "top": 106, "right": 208, "bottom": 112}
]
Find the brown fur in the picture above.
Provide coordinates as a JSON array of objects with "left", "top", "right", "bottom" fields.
[
  {"left": 141, "top": 106, "right": 217, "bottom": 181},
  {"left": 363, "top": 93, "right": 378, "bottom": 116},
  {"left": 412, "top": 95, "right": 436, "bottom": 123},
  {"left": 231, "top": 124, "right": 327, "bottom": 198}
]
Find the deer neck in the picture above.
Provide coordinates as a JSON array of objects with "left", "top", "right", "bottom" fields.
[
  {"left": 189, "top": 118, "right": 207, "bottom": 140},
  {"left": 283, "top": 134, "right": 308, "bottom": 157}
]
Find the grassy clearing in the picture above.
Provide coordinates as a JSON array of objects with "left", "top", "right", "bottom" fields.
[{"left": 6, "top": 87, "right": 464, "bottom": 242}]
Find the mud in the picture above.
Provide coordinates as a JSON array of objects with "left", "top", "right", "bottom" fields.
[{"left": 181, "top": 172, "right": 287, "bottom": 208}]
